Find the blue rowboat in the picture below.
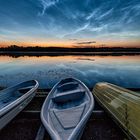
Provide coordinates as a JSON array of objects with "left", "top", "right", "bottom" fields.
[
  {"left": 41, "top": 78, "right": 94, "bottom": 140},
  {"left": 0, "top": 80, "right": 39, "bottom": 130}
]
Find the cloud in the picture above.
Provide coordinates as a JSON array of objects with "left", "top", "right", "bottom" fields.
[
  {"left": 38, "top": 0, "right": 59, "bottom": 16},
  {"left": 86, "top": 7, "right": 101, "bottom": 20},
  {"left": 76, "top": 41, "right": 96, "bottom": 45},
  {"left": 62, "top": 22, "right": 90, "bottom": 38},
  {"left": 0, "top": 0, "right": 140, "bottom": 46},
  {"left": 69, "top": 39, "right": 78, "bottom": 41}
]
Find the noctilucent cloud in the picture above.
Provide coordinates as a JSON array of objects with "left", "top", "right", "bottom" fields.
[{"left": 0, "top": 0, "right": 140, "bottom": 47}]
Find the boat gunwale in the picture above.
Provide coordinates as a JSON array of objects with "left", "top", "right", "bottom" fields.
[
  {"left": 41, "top": 77, "right": 94, "bottom": 140},
  {"left": 96, "top": 82, "right": 140, "bottom": 97},
  {"left": 0, "top": 80, "right": 39, "bottom": 118}
]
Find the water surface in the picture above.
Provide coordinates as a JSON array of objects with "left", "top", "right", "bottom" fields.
[{"left": 0, "top": 55, "right": 140, "bottom": 89}]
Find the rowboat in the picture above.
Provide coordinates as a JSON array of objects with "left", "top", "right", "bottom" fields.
[
  {"left": 41, "top": 78, "right": 94, "bottom": 140},
  {"left": 0, "top": 80, "right": 39, "bottom": 130},
  {"left": 93, "top": 82, "right": 140, "bottom": 139}
]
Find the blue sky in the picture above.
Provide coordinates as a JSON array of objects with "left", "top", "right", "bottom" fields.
[{"left": 0, "top": 0, "right": 140, "bottom": 47}]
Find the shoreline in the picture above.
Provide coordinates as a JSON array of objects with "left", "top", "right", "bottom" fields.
[{"left": 0, "top": 51, "right": 140, "bottom": 56}]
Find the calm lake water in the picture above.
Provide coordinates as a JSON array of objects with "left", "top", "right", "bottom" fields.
[{"left": 0, "top": 55, "right": 140, "bottom": 89}]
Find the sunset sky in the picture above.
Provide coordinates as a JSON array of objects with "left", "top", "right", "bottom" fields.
[{"left": 0, "top": 0, "right": 140, "bottom": 47}]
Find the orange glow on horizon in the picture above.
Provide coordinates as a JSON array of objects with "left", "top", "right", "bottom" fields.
[{"left": 0, "top": 40, "right": 140, "bottom": 48}]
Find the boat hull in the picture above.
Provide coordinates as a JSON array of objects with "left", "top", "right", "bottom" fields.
[
  {"left": 93, "top": 82, "right": 140, "bottom": 140},
  {"left": 0, "top": 80, "right": 39, "bottom": 130},
  {"left": 41, "top": 78, "right": 94, "bottom": 140}
]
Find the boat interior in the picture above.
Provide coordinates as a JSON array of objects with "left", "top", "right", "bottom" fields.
[
  {"left": 0, "top": 85, "right": 139, "bottom": 140},
  {"left": 0, "top": 91, "right": 22, "bottom": 110},
  {"left": 0, "top": 80, "right": 36, "bottom": 110},
  {"left": 42, "top": 78, "right": 93, "bottom": 139}
]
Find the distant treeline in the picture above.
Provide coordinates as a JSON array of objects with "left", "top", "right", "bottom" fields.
[{"left": 0, "top": 45, "right": 140, "bottom": 52}]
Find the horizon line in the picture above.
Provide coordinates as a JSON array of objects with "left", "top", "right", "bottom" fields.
[
  {"left": 0, "top": 45, "right": 140, "bottom": 49},
  {"left": 0, "top": 44, "right": 140, "bottom": 49}
]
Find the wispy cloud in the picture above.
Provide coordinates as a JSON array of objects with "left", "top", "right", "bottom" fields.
[
  {"left": 76, "top": 41, "right": 96, "bottom": 45},
  {"left": 0, "top": 0, "right": 140, "bottom": 47},
  {"left": 62, "top": 22, "right": 90, "bottom": 38},
  {"left": 38, "top": 0, "right": 59, "bottom": 16},
  {"left": 69, "top": 39, "right": 78, "bottom": 41},
  {"left": 86, "top": 7, "right": 101, "bottom": 20}
]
